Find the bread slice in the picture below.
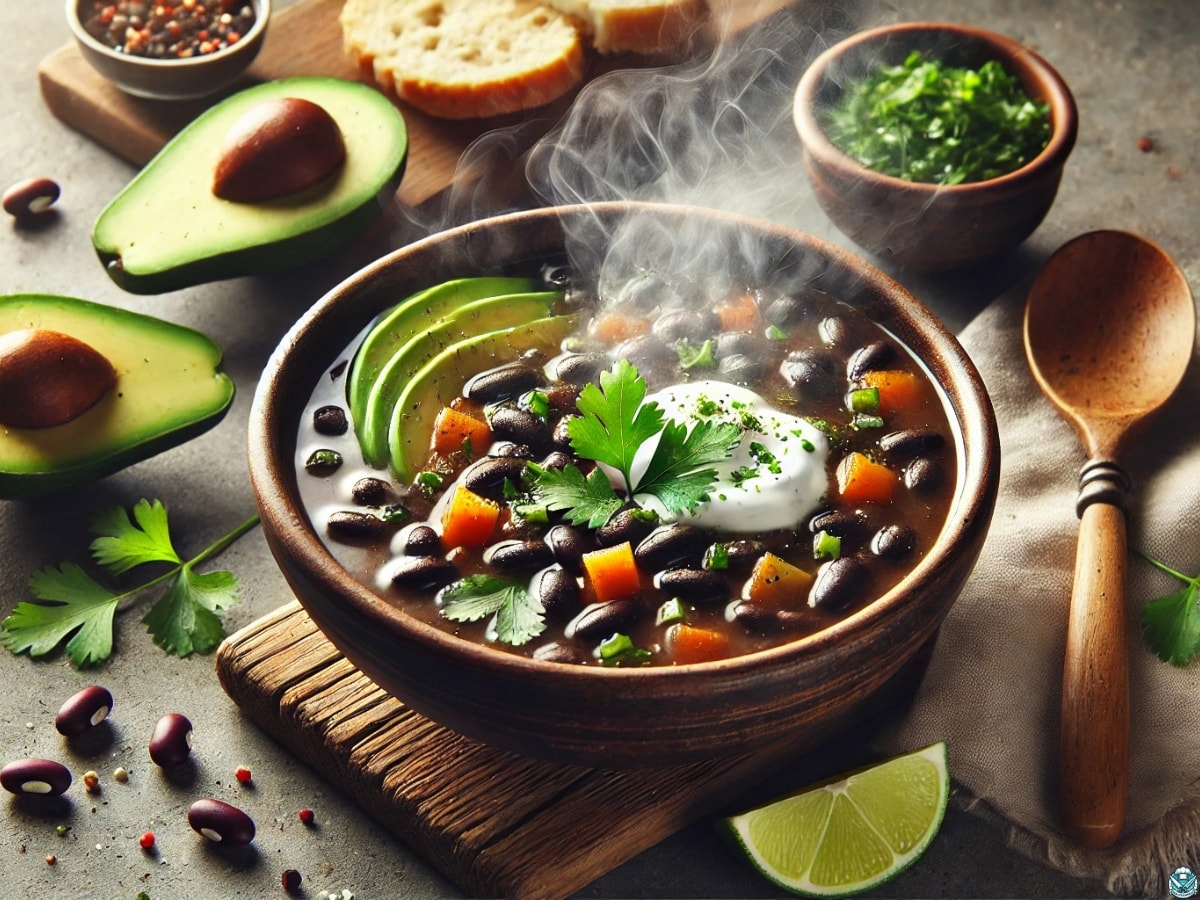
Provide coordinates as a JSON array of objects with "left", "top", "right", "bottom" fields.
[
  {"left": 340, "top": 0, "right": 587, "bottom": 120},
  {"left": 543, "top": 0, "right": 707, "bottom": 54}
]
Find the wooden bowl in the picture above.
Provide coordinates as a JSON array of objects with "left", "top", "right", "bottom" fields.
[
  {"left": 794, "top": 22, "right": 1078, "bottom": 272},
  {"left": 248, "top": 203, "right": 1000, "bottom": 768}
]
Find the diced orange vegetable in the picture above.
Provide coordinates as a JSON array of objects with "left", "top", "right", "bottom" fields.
[
  {"left": 581, "top": 541, "right": 641, "bottom": 604},
  {"left": 590, "top": 313, "right": 649, "bottom": 345},
  {"left": 836, "top": 451, "right": 895, "bottom": 505},
  {"left": 714, "top": 293, "right": 759, "bottom": 333},
  {"left": 860, "top": 369, "right": 922, "bottom": 415},
  {"left": 431, "top": 406, "right": 492, "bottom": 456},
  {"left": 667, "top": 623, "right": 732, "bottom": 664},
  {"left": 440, "top": 485, "right": 500, "bottom": 550},
  {"left": 743, "top": 552, "right": 814, "bottom": 606}
]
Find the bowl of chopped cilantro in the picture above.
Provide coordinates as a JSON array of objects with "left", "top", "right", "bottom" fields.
[{"left": 794, "top": 22, "right": 1077, "bottom": 271}]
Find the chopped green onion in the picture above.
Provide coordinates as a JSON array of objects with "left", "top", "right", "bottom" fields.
[
  {"left": 416, "top": 471, "right": 444, "bottom": 495},
  {"left": 703, "top": 543, "right": 730, "bottom": 570},
  {"left": 656, "top": 598, "right": 688, "bottom": 626},
  {"left": 598, "top": 633, "right": 653, "bottom": 666},
  {"left": 676, "top": 339, "right": 718, "bottom": 370},
  {"left": 765, "top": 324, "right": 788, "bottom": 341},
  {"left": 851, "top": 413, "right": 886, "bottom": 430},
  {"left": 381, "top": 504, "right": 410, "bottom": 523},
  {"left": 520, "top": 389, "right": 551, "bottom": 419},
  {"left": 847, "top": 387, "right": 880, "bottom": 414},
  {"left": 813, "top": 530, "right": 842, "bottom": 561}
]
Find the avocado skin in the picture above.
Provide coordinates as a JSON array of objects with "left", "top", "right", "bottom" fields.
[
  {"left": 92, "top": 76, "right": 408, "bottom": 295},
  {"left": 0, "top": 295, "right": 235, "bottom": 499}
]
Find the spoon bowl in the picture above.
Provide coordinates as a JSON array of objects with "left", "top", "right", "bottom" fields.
[{"left": 1024, "top": 229, "right": 1195, "bottom": 848}]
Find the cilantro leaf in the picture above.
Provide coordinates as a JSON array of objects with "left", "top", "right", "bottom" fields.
[
  {"left": 1, "top": 563, "right": 119, "bottom": 667},
  {"left": 91, "top": 498, "right": 181, "bottom": 573},
  {"left": 636, "top": 418, "right": 742, "bottom": 515},
  {"left": 569, "top": 359, "right": 664, "bottom": 486},
  {"left": 143, "top": 566, "right": 240, "bottom": 657},
  {"left": 1138, "top": 551, "right": 1200, "bottom": 666},
  {"left": 530, "top": 464, "right": 624, "bottom": 528},
  {"left": 439, "top": 575, "right": 546, "bottom": 646}
]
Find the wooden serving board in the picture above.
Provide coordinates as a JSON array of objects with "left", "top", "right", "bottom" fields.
[{"left": 38, "top": 0, "right": 799, "bottom": 209}]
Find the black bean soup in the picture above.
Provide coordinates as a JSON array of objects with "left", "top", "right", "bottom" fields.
[{"left": 296, "top": 265, "right": 957, "bottom": 667}]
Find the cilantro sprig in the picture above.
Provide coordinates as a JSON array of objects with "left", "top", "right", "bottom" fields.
[
  {"left": 1138, "top": 550, "right": 1200, "bottom": 667},
  {"left": 438, "top": 574, "right": 545, "bottom": 646},
  {"left": 1, "top": 499, "right": 259, "bottom": 668},
  {"left": 530, "top": 360, "right": 740, "bottom": 527}
]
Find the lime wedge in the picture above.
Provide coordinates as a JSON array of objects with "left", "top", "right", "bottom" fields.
[{"left": 723, "top": 741, "right": 948, "bottom": 897}]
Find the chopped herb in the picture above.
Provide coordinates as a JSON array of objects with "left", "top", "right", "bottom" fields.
[
  {"left": 1137, "top": 550, "right": 1200, "bottom": 666},
  {"left": 529, "top": 464, "right": 623, "bottom": 528},
  {"left": 520, "top": 389, "right": 551, "bottom": 419},
  {"left": 813, "top": 530, "right": 842, "bottom": 561},
  {"left": 381, "top": 504, "right": 410, "bottom": 523},
  {"left": 676, "top": 339, "right": 718, "bottom": 370},
  {"left": 438, "top": 574, "right": 546, "bottom": 646},
  {"left": 765, "top": 324, "right": 788, "bottom": 341},
  {"left": 598, "top": 632, "right": 653, "bottom": 666},
  {"left": 847, "top": 387, "right": 880, "bottom": 414},
  {"left": 656, "top": 598, "right": 688, "bottom": 626},
  {"left": 703, "top": 543, "right": 730, "bottom": 570},
  {"left": 852, "top": 413, "right": 886, "bottom": 430},
  {"left": 416, "top": 471, "right": 444, "bottom": 495},
  {"left": 749, "top": 442, "right": 782, "bottom": 474}
]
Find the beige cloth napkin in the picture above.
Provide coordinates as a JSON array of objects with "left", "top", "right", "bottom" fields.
[{"left": 878, "top": 279, "right": 1200, "bottom": 896}]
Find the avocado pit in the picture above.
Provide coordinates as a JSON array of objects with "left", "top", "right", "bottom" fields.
[
  {"left": 212, "top": 96, "right": 347, "bottom": 203},
  {"left": 0, "top": 328, "right": 118, "bottom": 429}
]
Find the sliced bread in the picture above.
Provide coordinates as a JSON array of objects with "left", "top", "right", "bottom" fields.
[
  {"left": 340, "top": 0, "right": 587, "bottom": 120},
  {"left": 543, "top": 0, "right": 707, "bottom": 55}
]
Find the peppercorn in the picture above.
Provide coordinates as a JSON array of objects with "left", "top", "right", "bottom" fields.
[{"left": 80, "top": 0, "right": 256, "bottom": 59}]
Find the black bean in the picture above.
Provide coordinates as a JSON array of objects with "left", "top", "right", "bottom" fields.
[
  {"left": 808, "top": 509, "right": 870, "bottom": 542},
  {"left": 634, "top": 524, "right": 709, "bottom": 572},
  {"left": 0, "top": 758, "right": 72, "bottom": 796},
  {"left": 548, "top": 352, "right": 608, "bottom": 385},
  {"left": 551, "top": 414, "right": 577, "bottom": 450},
  {"left": 716, "top": 331, "right": 771, "bottom": 358},
  {"left": 484, "top": 539, "right": 555, "bottom": 571},
  {"left": 871, "top": 524, "right": 917, "bottom": 562},
  {"left": 532, "top": 566, "right": 580, "bottom": 620},
  {"left": 567, "top": 599, "right": 642, "bottom": 641},
  {"left": 762, "top": 292, "right": 820, "bottom": 327},
  {"left": 304, "top": 449, "right": 342, "bottom": 476},
  {"left": 651, "top": 308, "right": 717, "bottom": 343},
  {"left": 905, "top": 456, "right": 945, "bottom": 493},
  {"left": 390, "top": 555, "right": 457, "bottom": 591},
  {"left": 461, "top": 456, "right": 528, "bottom": 500},
  {"left": 808, "top": 556, "right": 869, "bottom": 611},
  {"left": 718, "top": 354, "right": 771, "bottom": 384},
  {"left": 463, "top": 363, "right": 539, "bottom": 403},
  {"left": 610, "top": 335, "right": 677, "bottom": 378},
  {"left": 326, "top": 511, "right": 387, "bottom": 542},
  {"left": 728, "top": 600, "right": 778, "bottom": 632},
  {"left": 487, "top": 440, "right": 535, "bottom": 459},
  {"left": 312, "top": 404, "right": 348, "bottom": 436},
  {"left": 655, "top": 568, "right": 729, "bottom": 605},
  {"left": 596, "top": 507, "right": 658, "bottom": 548},
  {"left": 540, "top": 450, "right": 572, "bottom": 470},
  {"left": 188, "top": 798, "right": 256, "bottom": 846},
  {"left": 149, "top": 713, "right": 193, "bottom": 768},
  {"left": 351, "top": 477, "right": 395, "bottom": 507},
  {"left": 879, "top": 429, "right": 945, "bottom": 460},
  {"left": 705, "top": 539, "right": 767, "bottom": 571},
  {"left": 402, "top": 525, "right": 442, "bottom": 556},
  {"left": 847, "top": 340, "right": 896, "bottom": 379},
  {"left": 546, "top": 524, "right": 591, "bottom": 573},
  {"left": 532, "top": 641, "right": 581, "bottom": 663},
  {"left": 617, "top": 274, "right": 676, "bottom": 312},
  {"left": 55, "top": 685, "right": 114, "bottom": 737},
  {"left": 488, "top": 407, "right": 551, "bottom": 453},
  {"left": 780, "top": 347, "right": 839, "bottom": 391},
  {"left": 818, "top": 316, "right": 850, "bottom": 346}
]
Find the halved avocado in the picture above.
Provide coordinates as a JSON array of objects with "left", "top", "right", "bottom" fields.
[
  {"left": 389, "top": 315, "right": 577, "bottom": 481},
  {"left": 0, "top": 294, "right": 234, "bottom": 499},
  {"left": 92, "top": 76, "right": 408, "bottom": 295}
]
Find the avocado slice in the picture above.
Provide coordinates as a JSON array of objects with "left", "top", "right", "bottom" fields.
[
  {"left": 389, "top": 315, "right": 578, "bottom": 481},
  {"left": 92, "top": 76, "right": 408, "bottom": 295},
  {"left": 360, "top": 291, "right": 564, "bottom": 467},
  {"left": 346, "top": 276, "right": 539, "bottom": 429},
  {"left": 0, "top": 294, "right": 234, "bottom": 499}
]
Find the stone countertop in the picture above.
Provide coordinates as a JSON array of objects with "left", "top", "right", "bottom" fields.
[{"left": 1, "top": 1, "right": 1195, "bottom": 898}]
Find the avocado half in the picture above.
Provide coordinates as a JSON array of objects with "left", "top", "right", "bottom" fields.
[
  {"left": 0, "top": 294, "right": 234, "bottom": 499},
  {"left": 92, "top": 76, "right": 409, "bottom": 295}
]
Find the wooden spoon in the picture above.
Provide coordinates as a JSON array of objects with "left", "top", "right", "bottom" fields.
[{"left": 1023, "top": 230, "right": 1195, "bottom": 848}]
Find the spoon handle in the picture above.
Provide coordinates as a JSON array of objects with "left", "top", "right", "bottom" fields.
[{"left": 1060, "top": 469, "right": 1130, "bottom": 848}]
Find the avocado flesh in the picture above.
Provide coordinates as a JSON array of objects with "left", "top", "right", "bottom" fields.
[
  {"left": 388, "top": 315, "right": 577, "bottom": 482},
  {"left": 360, "top": 291, "right": 564, "bottom": 467},
  {"left": 92, "top": 76, "right": 408, "bottom": 295},
  {"left": 346, "top": 276, "right": 539, "bottom": 430},
  {"left": 0, "top": 294, "right": 234, "bottom": 499}
]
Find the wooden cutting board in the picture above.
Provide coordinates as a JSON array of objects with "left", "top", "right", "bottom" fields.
[{"left": 38, "top": 0, "right": 799, "bottom": 209}]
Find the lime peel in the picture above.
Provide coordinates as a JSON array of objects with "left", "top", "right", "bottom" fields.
[{"left": 723, "top": 741, "right": 949, "bottom": 897}]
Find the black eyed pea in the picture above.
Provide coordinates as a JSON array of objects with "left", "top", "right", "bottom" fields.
[
  {"left": 55, "top": 685, "right": 115, "bottom": 737},
  {"left": 0, "top": 758, "right": 72, "bottom": 796},
  {"left": 2, "top": 177, "right": 60, "bottom": 224},
  {"left": 187, "top": 798, "right": 256, "bottom": 846},
  {"left": 148, "top": 713, "right": 193, "bottom": 768}
]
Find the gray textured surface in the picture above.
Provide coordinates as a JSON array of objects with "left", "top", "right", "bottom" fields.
[{"left": 1, "top": 1, "right": 1196, "bottom": 897}]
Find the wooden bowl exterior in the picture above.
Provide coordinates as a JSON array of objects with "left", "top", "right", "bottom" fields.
[
  {"left": 249, "top": 203, "right": 1000, "bottom": 768},
  {"left": 794, "top": 22, "right": 1078, "bottom": 272}
]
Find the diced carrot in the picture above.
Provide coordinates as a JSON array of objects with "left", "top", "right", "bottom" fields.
[
  {"left": 431, "top": 406, "right": 492, "bottom": 456},
  {"left": 836, "top": 451, "right": 895, "bottom": 505},
  {"left": 667, "top": 623, "right": 732, "bottom": 664},
  {"left": 743, "top": 552, "right": 815, "bottom": 606},
  {"left": 581, "top": 541, "right": 641, "bottom": 604},
  {"left": 590, "top": 313, "right": 649, "bottom": 345},
  {"left": 714, "top": 293, "right": 759, "bottom": 333},
  {"left": 860, "top": 369, "right": 922, "bottom": 415},
  {"left": 440, "top": 485, "right": 500, "bottom": 550}
]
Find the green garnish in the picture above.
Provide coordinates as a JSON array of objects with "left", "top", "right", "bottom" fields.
[
  {"left": 531, "top": 360, "right": 741, "bottom": 526},
  {"left": 765, "top": 324, "right": 788, "bottom": 341},
  {"left": 847, "top": 387, "right": 880, "bottom": 414},
  {"left": 520, "top": 389, "right": 552, "bottom": 419},
  {"left": 825, "top": 50, "right": 1052, "bottom": 185},
  {"left": 656, "top": 598, "right": 688, "bottom": 626},
  {"left": 438, "top": 574, "right": 545, "bottom": 647},
  {"left": 598, "top": 632, "right": 653, "bottom": 666},
  {"left": 814, "top": 530, "right": 842, "bottom": 561},
  {"left": 703, "top": 542, "right": 730, "bottom": 570},
  {"left": 0, "top": 499, "right": 257, "bottom": 668},
  {"left": 852, "top": 413, "right": 886, "bottom": 430},
  {"left": 1137, "top": 551, "right": 1200, "bottom": 666},
  {"left": 676, "top": 339, "right": 718, "bottom": 370},
  {"left": 416, "top": 471, "right": 444, "bottom": 495}
]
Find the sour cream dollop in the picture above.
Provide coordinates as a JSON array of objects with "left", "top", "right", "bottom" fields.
[{"left": 624, "top": 381, "right": 829, "bottom": 533}]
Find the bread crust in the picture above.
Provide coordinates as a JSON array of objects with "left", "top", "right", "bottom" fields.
[{"left": 557, "top": 0, "right": 708, "bottom": 54}]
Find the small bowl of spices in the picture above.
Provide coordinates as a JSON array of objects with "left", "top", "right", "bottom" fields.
[
  {"left": 68, "top": 0, "right": 271, "bottom": 101},
  {"left": 794, "top": 22, "right": 1077, "bottom": 271}
]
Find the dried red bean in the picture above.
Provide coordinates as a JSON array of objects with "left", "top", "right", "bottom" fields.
[
  {"left": 55, "top": 684, "right": 114, "bottom": 736},
  {"left": 149, "top": 712, "right": 193, "bottom": 768},
  {"left": 234, "top": 765, "right": 252, "bottom": 784},
  {"left": 298, "top": 808, "right": 315, "bottom": 825},
  {"left": 2, "top": 177, "right": 60, "bottom": 222},
  {"left": 0, "top": 758, "right": 72, "bottom": 796},
  {"left": 188, "top": 797, "right": 256, "bottom": 846},
  {"left": 282, "top": 868, "right": 303, "bottom": 892},
  {"left": 139, "top": 831, "right": 156, "bottom": 850}
]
